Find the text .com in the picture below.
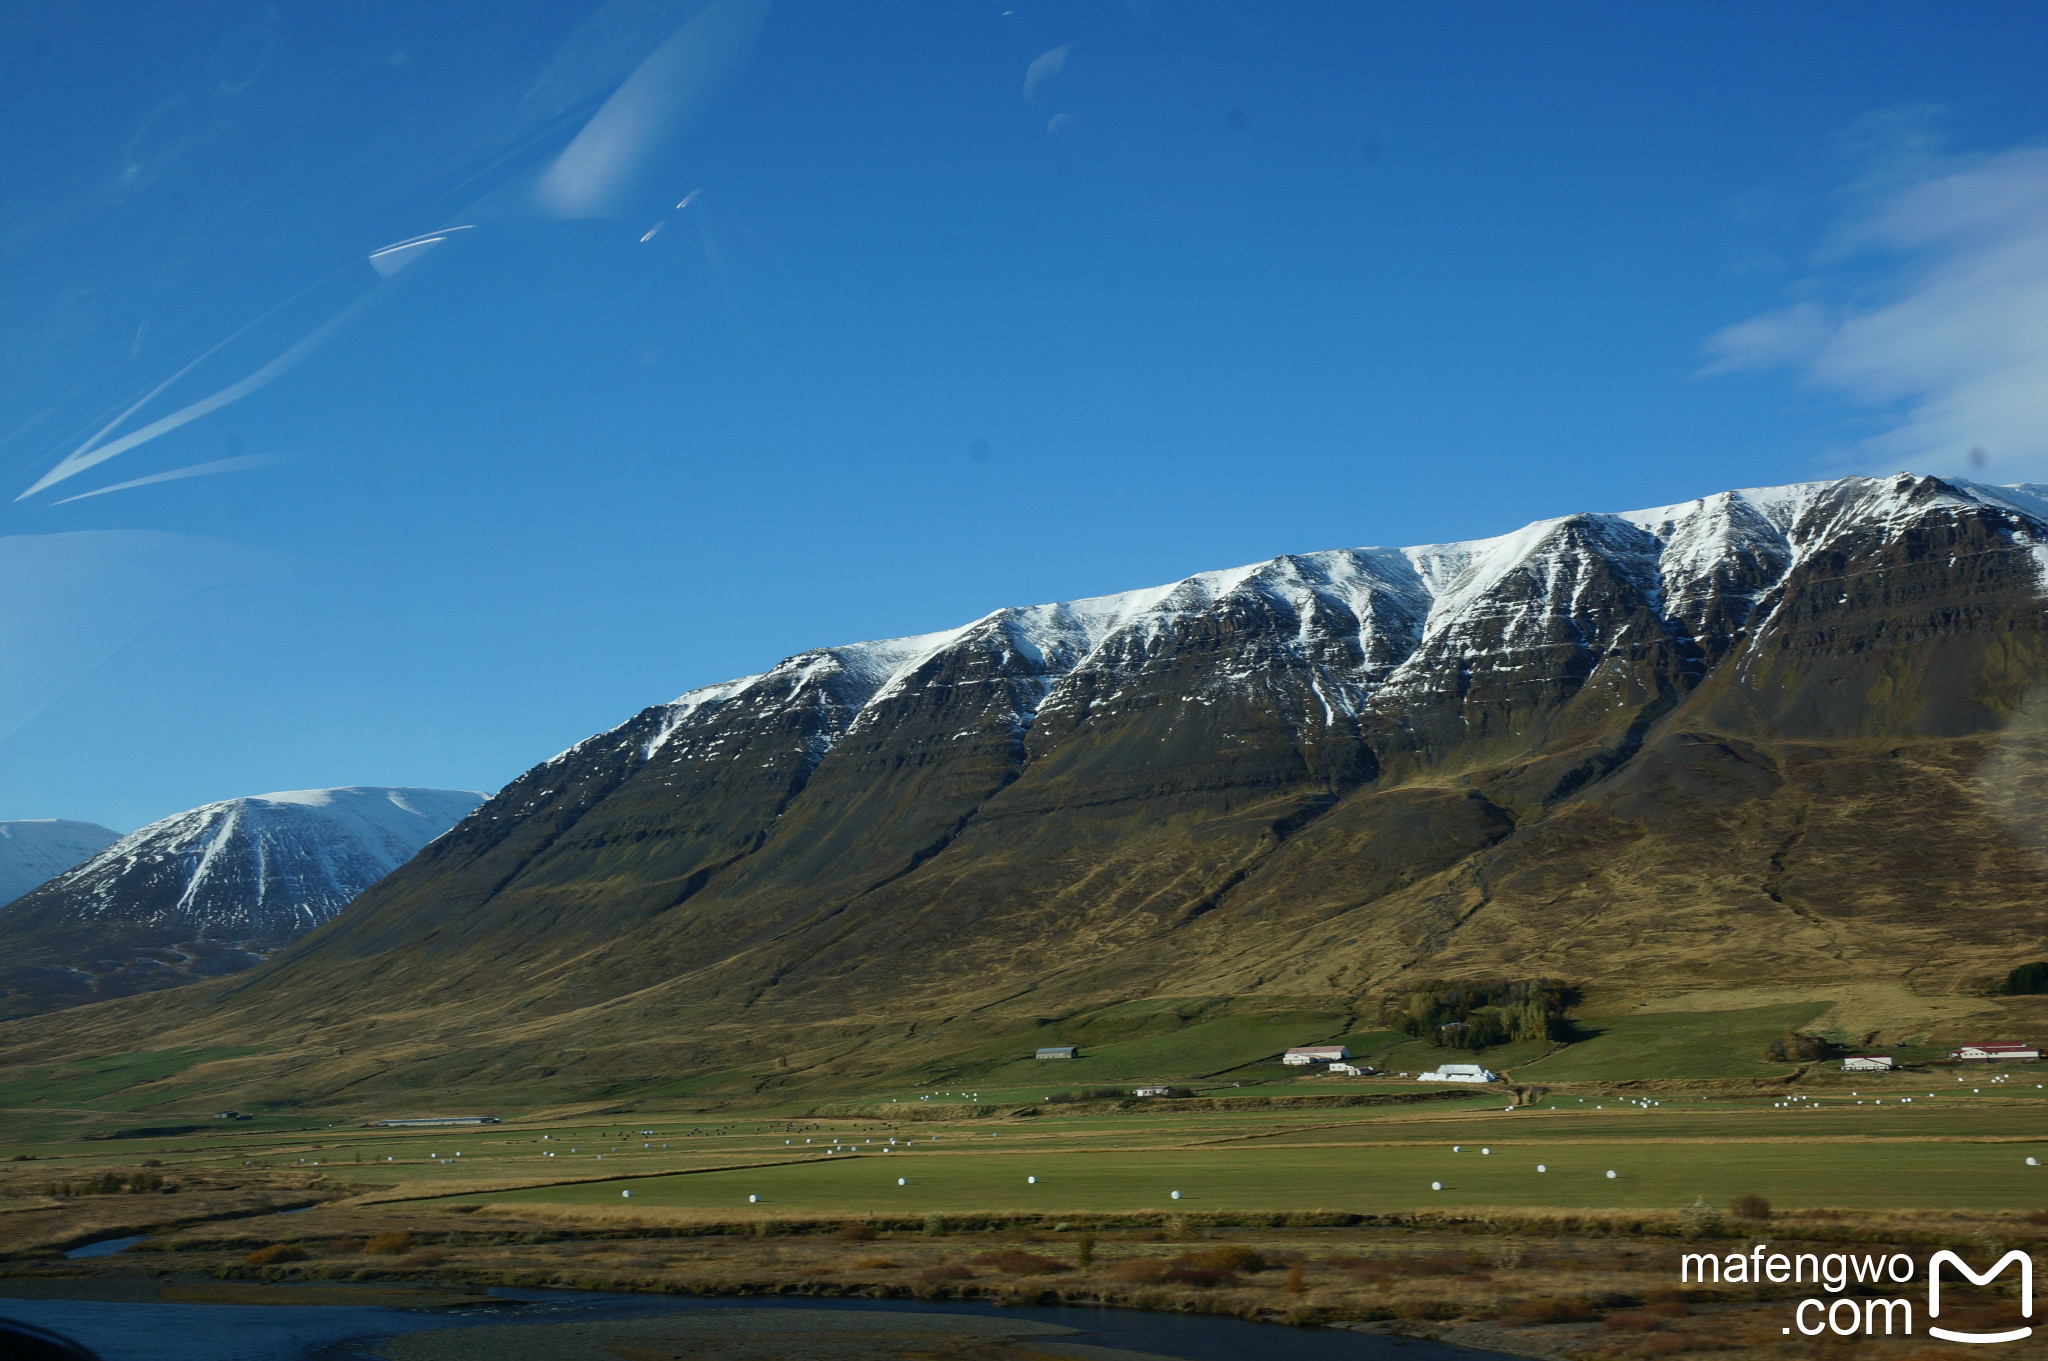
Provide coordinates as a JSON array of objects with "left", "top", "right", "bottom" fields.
[{"left": 1681, "top": 1246, "right": 2032, "bottom": 1342}]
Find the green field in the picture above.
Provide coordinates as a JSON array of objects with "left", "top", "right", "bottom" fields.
[
  {"left": 1513, "top": 1004, "right": 1833, "bottom": 1082},
  {"left": 4, "top": 1000, "right": 2045, "bottom": 1233},
  {"left": 464, "top": 1132, "right": 2046, "bottom": 1216},
  {"left": 0, "top": 1047, "right": 266, "bottom": 1113},
  {"left": 5, "top": 1079, "right": 2046, "bottom": 1232}
]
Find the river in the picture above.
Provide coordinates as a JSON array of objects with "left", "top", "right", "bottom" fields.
[{"left": 0, "top": 1286, "right": 1504, "bottom": 1361}]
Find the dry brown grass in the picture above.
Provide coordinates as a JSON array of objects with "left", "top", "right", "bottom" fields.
[{"left": 967, "top": 1248, "right": 1068, "bottom": 1275}]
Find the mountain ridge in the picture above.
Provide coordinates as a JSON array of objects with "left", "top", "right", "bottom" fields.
[{"left": 4, "top": 472, "right": 2045, "bottom": 1109}]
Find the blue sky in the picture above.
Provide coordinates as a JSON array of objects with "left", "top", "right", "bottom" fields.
[{"left": 3, "top": 1, "right": 2045, "bottom": 829}]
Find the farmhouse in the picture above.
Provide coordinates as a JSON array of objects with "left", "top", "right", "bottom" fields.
[
  {"left": 1948, "top": 1043, "right": 2041, "bottom": 1062},
  {"left": 1328, "top": 1061, "right": 1374, "bottom": 1076},
  {"left": 1841, "top": 1054, "right": 1895, "bottom": 1071},
  {"left": 1134, "top": 1085, "right": 1174, "bottom": 1097},
  {"left": 1035, "top": 1045, "right": 1079, "bottom": 1060},
  {"left": 1282, "top": 1045, "right": 1350, "bottom": 1065},
  {"left": 1417, "top": 1063, "right": 1499, "bottom": 1083}
]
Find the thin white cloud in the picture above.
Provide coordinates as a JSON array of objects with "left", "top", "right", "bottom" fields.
[
  {"left": 50, "top": 453, "right": 280, "bottom": 506},
  {"left": 1024, "top": 45, "right": 1071, "bottom": 104},
  {"left": 1704, "top": 132, "right": 2048, "bottom": 480}
]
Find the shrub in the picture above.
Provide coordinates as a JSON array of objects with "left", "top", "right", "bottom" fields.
[
  {"left": 918, "top": 1264, "right": 973, "bottom": 1285},
  {"left": 836, "top": 1223, "right": 876, "bottom": 1242},
  {"left": 400, "top": 1249, "right": 444, "bottom": 1267},
  {"left": 1285, "top": 1262, "right": 1305, "bottom": 1294},
  {"left": 922, "top": 1212, "right": 945, "bottom": 1237},
  {"left": 852, "top": 1257, "right": 898, "bottom": 1270},
  {"left": 1730, "top": 1194, "right": 1771, "bottom": 1221},
  {"left": 2026, "top": 1210, "right": 2048, "bottom": 1227},
  {"left": 1161, "top": 1265, "right": 1232, "bottom": 1287},
  {"left": 1504, "top": 1297, "right": 1594, "bottom": 1325},
  {"left": 1107, "top": 1259, "right": 1167, "bottom": 1283},
  {"left": 363, "top": 1232, "right": 414, "bottom": 1256},
  {"left": 1077, "top": 1233, "right": 1096, "bottom": 1268},
  {"left": 243, "top": 1244, "right": 307, "bottom": 1266},
  {"left": 1331, "top": 1252, "right": 1470, "bottom": 1283},
  {"left": 1603, "top": 1310, "right": 1665, "bottom": 1333},
  {"left": 970, "top": 1249, "right": 1068, "bottom": 1275},
  {"left": 1677, "top": 1197, "right": 1721, "bottom": 1239},
  {"left": 1179, "top": 1245, "right": 1265, "bottom": 1274}
]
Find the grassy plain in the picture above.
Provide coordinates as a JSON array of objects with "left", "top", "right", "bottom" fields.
[
  {"left": 4, "top": 1069, "right": 2044, "bottom": 1227},
  {"left": 4, "top": 1055, "right": 2047, "bottom": 1361}
]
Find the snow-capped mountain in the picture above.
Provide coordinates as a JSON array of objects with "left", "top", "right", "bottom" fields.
[
  {"left": 0, "top": 820, "right": 122, "bottom": 908},
  {"left": 0, "top": 787, "right": 485, "bottom": 1016},
  {"left": 265, "top": 472, "right": 2048, "bottom": 1027},
  {"left": 20, "top": 473, "right": 2048, "bottom": 1099}
]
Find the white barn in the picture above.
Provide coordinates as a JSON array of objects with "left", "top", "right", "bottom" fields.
[
  {"left": 1841, "top": 1054, "right": 1895, "bottom": 1071},
  {"left": 1283, "top": 1045, "right": 1351, "bottom": 1065},
  {"left": 1417, "top": 1063, "right": 1499, "bottom": 1083}
]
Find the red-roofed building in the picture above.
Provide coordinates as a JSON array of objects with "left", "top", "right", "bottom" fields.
[{"left": 1948, "top": 1043, "right": 2040, "bottom": 1061}]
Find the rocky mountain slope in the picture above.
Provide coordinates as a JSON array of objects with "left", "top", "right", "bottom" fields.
[
  {"left": 0, "top": 820, "right": 122, "bottom": 908},
  {"left": 0, "top": 787, "right": 484, "bottom": 1018},
  {"left": 5, "top": 474, "right": 2046, "bottom": 1103}
]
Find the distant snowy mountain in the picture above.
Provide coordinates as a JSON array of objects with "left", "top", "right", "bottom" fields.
[
  {"left": 0, "top": 820, "right": 122, "bottom": 908},
  {"left": 0, "top": 787, "right": 486, "bottom": 1017}
]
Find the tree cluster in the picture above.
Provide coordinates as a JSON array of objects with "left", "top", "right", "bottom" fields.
[
  {"left": 2001, "top": 960, "right": 2048, "bottom": 995},
  {"left": 1376, "top": 978, "right": 1574, "bottom": 1052},
  {"left": 1763, "top": 1033, "right": 1833, "bottom": 1062}
]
